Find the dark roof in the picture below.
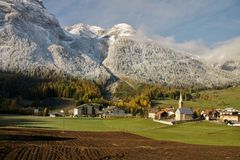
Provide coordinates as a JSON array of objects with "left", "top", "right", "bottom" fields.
[
  {"left": 175, "top": 108, "right": 193, "bottom": 115},
  {"left": 76, "top": 103, "right": 103, "bottom": 109},
  {"left": 76, "top": 104, "right": 93, "bottom": 109}
]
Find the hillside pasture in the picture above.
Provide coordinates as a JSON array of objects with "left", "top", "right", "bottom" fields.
[{"left": 152, "top": 86, "right": 240, "bottom": 110}]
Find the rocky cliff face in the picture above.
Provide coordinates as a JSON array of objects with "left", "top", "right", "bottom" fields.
[
  {"left": 215, "top": 61, "right": 240, "bottom": 74},
  {"left": 0, "top": 0, "right": 238, "bottom": 87}
]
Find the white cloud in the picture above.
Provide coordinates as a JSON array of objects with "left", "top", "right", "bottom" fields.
[
  {"left": 149, "top": 34, "right": 240, "bottom": 64},
  {"left": 206, "top": 37, "right": 240, "bottom": 63},
  {"left": 152, "top": 35, "right": 209, "bottom": 56}
]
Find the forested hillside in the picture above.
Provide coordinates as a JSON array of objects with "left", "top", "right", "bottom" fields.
[{"left": 0, "top": 71, "right": 101, "bottom": 114}]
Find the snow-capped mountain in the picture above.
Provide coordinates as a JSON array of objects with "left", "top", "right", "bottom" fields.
[
  {"left": 0, "top": 0, "right": 111, "bottom": 82},
  {"left": 0, "top": 0, "right": 239, "bottom": 88},
  {"left": 65, "top": 24, "right": 105, "bottom": 38},
  {"left": 103, "top": 37, "right": 238, "bottom": 88}
]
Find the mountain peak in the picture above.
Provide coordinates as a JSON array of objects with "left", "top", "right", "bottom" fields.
[
  {"left": 11, "top": 0, "right": 45, "bottom": 8},
  {"left": 107, "top": 23, "right": 136, "bottom": 37},
  {"left": 65, "top": 23, "right": 105, "bottom": 38},
  {"left": 112, "top": 23, "right": 134, "bottom": 29}
]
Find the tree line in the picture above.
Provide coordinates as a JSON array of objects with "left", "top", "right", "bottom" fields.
[{"left": 0, "top": 71, "right": 235, "bottom": 115}]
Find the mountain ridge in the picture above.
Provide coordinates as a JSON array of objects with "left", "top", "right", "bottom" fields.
[{"left": 0, "top": 0, "right": 239, "bottom": 88}]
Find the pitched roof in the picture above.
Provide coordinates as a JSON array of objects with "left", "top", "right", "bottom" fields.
[
  {"left": 156, "top": 111, "right": 167, "bottom": 116},
  {"left": 76, "top": 104, "right": 93, "bottom": 109},
  {"left": 175, "top": 108, "right": 193, "bottom": 115}
]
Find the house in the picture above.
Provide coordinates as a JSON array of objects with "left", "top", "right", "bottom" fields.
[
  {"left": 102, "top": 106, "right": 126, "bottom": 118},
  {"left": 148, "top": 108, "right": 159, "bottom": 119},
  {"left": 202, "top": 110, "right": 220, "bottom": 120},
  {"left": 74, "top": 104, "right": 99, "bottom": 117},
  {"left": 217, "top": 107, "right": 240, "bottom": 122},
  {"left": 175, "top": 93, "right": 193, "bottom": 121},
  {"left": 34, "top": 108, "right": 39, "bottom": 116},
  {"left": 155, "top": 111, "right": 168, "bottom": 120},
  {"left": 220, "top": 112, "right": 240, "bottom": 122},
  {"left": 164, "top": 107, "right": 175, "bottom": 117}
]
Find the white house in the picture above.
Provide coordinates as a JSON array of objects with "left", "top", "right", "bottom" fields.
[
  {"left": 220, "top": 112, "right": 240, "bottom": 122},
  {"left": 148, "top": 112, "right": 156, "bottom": 119}
]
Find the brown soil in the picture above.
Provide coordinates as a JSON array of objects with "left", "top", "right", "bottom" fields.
[{"left": 0, "top": 128, "right": 239, "bottom": 160}]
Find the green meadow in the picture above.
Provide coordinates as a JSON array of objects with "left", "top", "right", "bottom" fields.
[
  {"left": 0, "top": 115, "right": 239, "bottom": 146},
  {"left": 153, "top": 86, "right": 240, "bottom": 110}
]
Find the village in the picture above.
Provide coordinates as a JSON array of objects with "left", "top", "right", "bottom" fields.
[{"left": 44, "top": 93, "right": 240, "bottom": 127}]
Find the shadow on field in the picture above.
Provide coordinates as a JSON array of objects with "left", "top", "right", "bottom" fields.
[
  {"left": 0, "top": 116, "right": 55, "bottom": 129},
  {"left": 0, "top": 134, "right": 75, "bottom": 142}
]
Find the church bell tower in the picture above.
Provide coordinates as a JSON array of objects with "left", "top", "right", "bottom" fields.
[{"left": 178, "top": 92, "right": 183, "bottom": 108}]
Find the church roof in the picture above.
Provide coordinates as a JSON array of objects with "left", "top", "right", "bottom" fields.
[{"left": 176, "top": 108, "right": 193, "bottom": 115}]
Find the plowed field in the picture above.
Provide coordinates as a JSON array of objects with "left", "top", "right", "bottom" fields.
[{"left": 0, "top": 128, "right": 239, "bottom": 160}]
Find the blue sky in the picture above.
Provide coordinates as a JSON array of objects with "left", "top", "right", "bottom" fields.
[
  {"left": 42, "top": 0, "right": 240, "bottom": 59},
  {"left": 42, "top": 0, "right": 240, "bottom": 46}
]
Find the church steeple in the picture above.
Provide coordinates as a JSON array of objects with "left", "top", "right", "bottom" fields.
[{"left": 179, "top": 92, "right": 183, "bottom": 108}]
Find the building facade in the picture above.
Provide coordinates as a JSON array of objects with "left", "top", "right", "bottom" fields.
[
  {"left": 74, "top": 104, "right": 99, "bottom": 117},
  {"left": 220, "top": 114, "right": 240, "bottom": 122}
]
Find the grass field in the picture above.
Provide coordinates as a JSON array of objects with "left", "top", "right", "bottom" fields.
[
  {"left": 0, "top": 115, "right": 239, "bottom": 146},
  {"left": 153, "top": 86, "right": 240, "bottom": 110}
]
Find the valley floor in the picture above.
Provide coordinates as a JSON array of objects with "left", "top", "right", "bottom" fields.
[{"left": 0, "top": 115, "right": 240, "bottom": 146}]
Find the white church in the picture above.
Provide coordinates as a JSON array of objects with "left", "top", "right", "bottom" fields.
[{"left": 175, "top": 93, "right": 193, "bottom": 121}]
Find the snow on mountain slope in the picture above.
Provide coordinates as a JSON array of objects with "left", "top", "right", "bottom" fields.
[
  {"left": 65, "top": 23, "right": 105, "bottom": 38},
  {"left": 103, "top": 37, "right": 238, "bottom": 87},
  {"left": 106, "top": 23, "right": 136, "bottom": 38},
  {"left": 0, "top": 0, "right": 111, "bottom": 82},
  {"left": 0, "top": 0, "right": 238, "bottom": 88}
]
